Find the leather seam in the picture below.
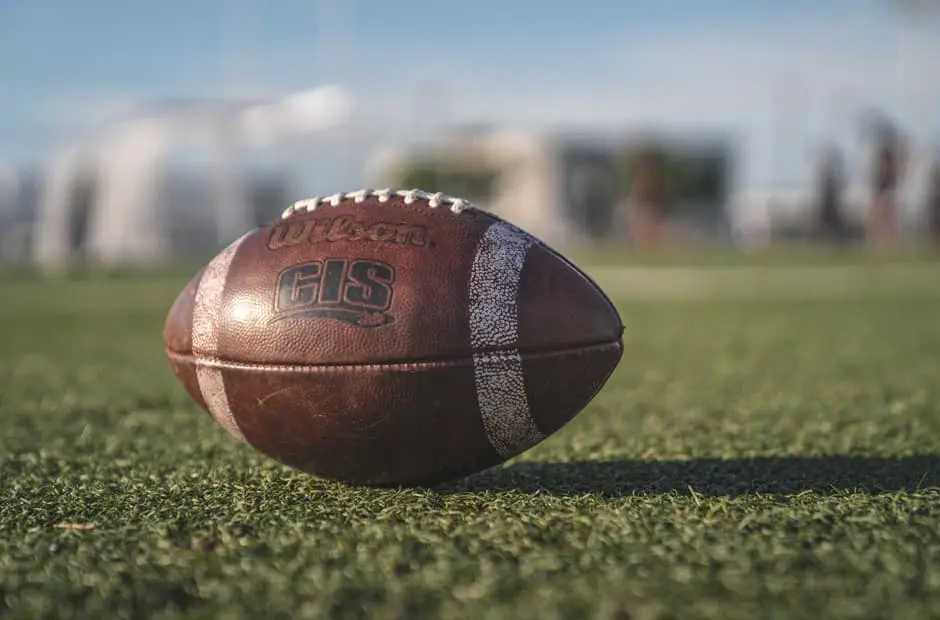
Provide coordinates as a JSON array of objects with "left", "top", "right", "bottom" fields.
[{"left": 166, "top": 339, "right": 622, "bottom": 372}]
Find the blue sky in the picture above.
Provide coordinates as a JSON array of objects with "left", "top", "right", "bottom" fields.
[{"left": 1, "top": 0, "right": 938, "bottom": 192}]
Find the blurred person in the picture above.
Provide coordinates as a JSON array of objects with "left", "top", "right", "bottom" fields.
[
  {"left": 866, "top": 120, "right": 907, "bottom": 248},
  {"left": 68, "top": 173, "right": 96, "bottom": 264},
  {"left": 619, "top": 146, "right": 670, "bottom": 249},
  {"left": 815, "top": 145, "right": 847, "bottom": 241},
  {"left": 579, "top": 162, "right": 616, "bottom": 240}
]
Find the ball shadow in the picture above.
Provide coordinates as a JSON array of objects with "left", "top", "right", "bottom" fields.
[{"left": 438, "top": 454, "right": 940, "bottom": 497}]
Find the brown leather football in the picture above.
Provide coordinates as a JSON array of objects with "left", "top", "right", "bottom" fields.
[{"left": 163, "top": 188, "right": 623, "bottom": 487}]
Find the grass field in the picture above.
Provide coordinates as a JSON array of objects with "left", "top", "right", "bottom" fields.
[{"left": 2, "top": 256, "right": 940, "bottom": 619}]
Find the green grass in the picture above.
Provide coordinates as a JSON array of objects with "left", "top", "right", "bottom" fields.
[{"left": 2, "top": 258, "right": 940, "bottom": 620}]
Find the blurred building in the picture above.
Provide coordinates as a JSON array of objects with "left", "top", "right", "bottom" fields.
[
  {"left": 367, "top": 126, "right": 734, "bottom": 249},
  {"left": 6, "top": 98, "right": 936, "bottom": 268}
]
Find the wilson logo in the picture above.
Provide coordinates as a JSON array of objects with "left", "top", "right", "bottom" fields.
[
  {"left": 274, "top": 259, "right": 396, "bottom": 327},
  {"left": 268, "top": 216, "right": 429, "bottom": 250}
]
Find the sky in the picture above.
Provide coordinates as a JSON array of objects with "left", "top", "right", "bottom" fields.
[{"left": 1, "top": 0, "right": 939, "bottom": 193}]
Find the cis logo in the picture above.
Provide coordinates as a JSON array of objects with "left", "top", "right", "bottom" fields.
[{"left": 274, "top": 258, "right": 396, "bottom": 327}]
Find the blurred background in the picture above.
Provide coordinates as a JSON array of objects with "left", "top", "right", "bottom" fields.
[{"left": 1, "top": 0, "right": 939, "bottom": 270}]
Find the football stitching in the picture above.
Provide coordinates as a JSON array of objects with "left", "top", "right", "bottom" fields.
[{"left": 281, "top": 188, "right": 475, "bottom": 219}]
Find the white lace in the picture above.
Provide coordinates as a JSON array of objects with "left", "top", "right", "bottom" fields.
[{"left": 281, "top": 188, "right": 474, "bottom": 219}]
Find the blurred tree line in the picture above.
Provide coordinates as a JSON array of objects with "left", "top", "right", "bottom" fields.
[{"left": 393, "top": 159, "right": 501, "bottom": 203}]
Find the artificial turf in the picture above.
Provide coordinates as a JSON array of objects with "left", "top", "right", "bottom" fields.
[{"left": 1, "top": 259, "right": 940, "bottom": 619}]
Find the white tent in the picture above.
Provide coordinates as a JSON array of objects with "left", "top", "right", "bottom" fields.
[{"left": 32, "top": 85, "right": 352, "bottom": 271}]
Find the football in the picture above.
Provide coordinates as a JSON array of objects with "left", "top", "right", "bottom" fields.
[{"left": 163, "top": 188, "right": 624, "bottom": 487}]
